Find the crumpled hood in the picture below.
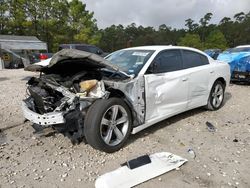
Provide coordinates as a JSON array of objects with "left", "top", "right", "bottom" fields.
[
  {"left": 217, "top": 52, "right": 250, "bottom": 73},
  {"left": 25, "top": 49, "right": 120, "bottom": 72}
]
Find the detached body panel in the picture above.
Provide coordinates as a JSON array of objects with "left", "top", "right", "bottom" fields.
[{"left": 95, "top": 152, "right": 188, "bottom": 188}]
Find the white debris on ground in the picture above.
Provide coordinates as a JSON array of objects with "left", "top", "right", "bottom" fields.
[
  {"left": 95, "top": 152, "right": 187, "bottom": 188},
  {"left": 0, "top": 69, "right": 250, "bottom": 188}
]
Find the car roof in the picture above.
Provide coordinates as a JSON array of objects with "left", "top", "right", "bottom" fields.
[
  {"left": 123, "top": 45, "right": 209, "bottom": 57},
  {"left": 236, "top": 45, "right": 250, "bottom": 48}
]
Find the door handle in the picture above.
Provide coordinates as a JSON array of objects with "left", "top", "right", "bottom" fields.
[
  {"left": 210, "top": 70, "right": 214, "bottom": 74},
  {"left": 182, "top": 78, "right": 188, "bottom": 82}
]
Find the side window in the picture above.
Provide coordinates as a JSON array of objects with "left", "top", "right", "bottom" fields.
[
  {"left": 153, "top": 50, "right": 182, "bottom": 73},
  {"left": 182, "top": 50, "right": 209, "bottom": 69}
]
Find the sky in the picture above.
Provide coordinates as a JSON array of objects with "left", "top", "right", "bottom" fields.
[{"left": 83, "top": 0, "right": 250, "bottom": 29}]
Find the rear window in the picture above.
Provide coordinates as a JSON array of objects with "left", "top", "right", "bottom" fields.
[{"left": 182, "top": 50, "right": 209, "bottom": 69}]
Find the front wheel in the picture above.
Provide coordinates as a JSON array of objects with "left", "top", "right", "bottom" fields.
[
  {"left": 206, "top": 80, "right": 225, "bottom": 110},
  {"left": 84, "top": 98, "right": 132, "bottom": 153}
]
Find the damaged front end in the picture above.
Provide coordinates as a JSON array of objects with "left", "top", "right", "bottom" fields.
[
  {"left": 22, "top": 49, "right": 138, "bottom": 144},
  {"left": 23, "top": 72, "right": 110, "bottom": 143}
]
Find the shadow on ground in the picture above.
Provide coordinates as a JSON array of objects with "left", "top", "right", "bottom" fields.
[
  {"left": 128, "top": 107, "right": 206, "bottom": 145},
  {"left": 128, "top": 91, "right": 232, "bottom": 145},
  {"left": 22, "top": 76, "right": 33, "bottom": 81},
  {"left": 222, "top": 92, "right": 232, "bottom": 108},
  {"left": 0, "top": 77, "right": 9, "bottom": 82},
  {"left": 0, "top": 130, "right": 7, "bottom": 144},
  {"left": 231, "top": 81, "right": 250, "bottom": 86}
]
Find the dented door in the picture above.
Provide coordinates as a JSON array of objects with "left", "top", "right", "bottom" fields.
[
  {"left": 144, "top": 71, "right": 189, "bottom": 121},
  {"left": 181, "top": 50, "right": 212, "bottom": 109},
  {"left": 144, "top": 50, "right": 189, "bottom": 121},
  {"left": 186, "top": 65, "right": 211, "bottom": 109}
]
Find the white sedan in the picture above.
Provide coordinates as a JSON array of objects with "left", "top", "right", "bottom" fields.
[{"left": 22, "top": 46, "right": 230, "bottom": 152}]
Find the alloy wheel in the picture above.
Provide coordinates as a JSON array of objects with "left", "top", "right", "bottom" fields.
[
  {"left": 100, "top": 105, "right": 129, "bottom": 146},
  {"left": 211, "top": 84, "right": 224, "bottom": 108}
]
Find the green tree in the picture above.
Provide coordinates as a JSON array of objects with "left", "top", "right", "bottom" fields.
[
  {"left": 0, "top": 0, "right": 8, "bottom": 34},
  {"left": 0, "top": 0, "right": 100, "bottom": 52},
  {"left": 219, "top": 17, "right": 232, "bottom": 24},
  {"left": 99, "top": 25, "right": 127, "bottom": 52},
  {"left": 234, "top": 12, "right": 245, "bottom": 23},
  {"left": 199, "top": 13, "right": 213, "bottom": 27},
  {"left": 1, "top": 2, "right": 250, "bottom": 53},
  {"left": 155, "top": 24, "right": 173, "bottom": 45},
  {"left": 219, "top": 17, "right": 235, "bottom": 47},
  {"left": 199, "top": 13, "right": 213, "bottom": 47},
  {"left": 205, "top": 30, "right": 228, "bottom": 49},
  {"left": 8, "top": 0, "right": 28, "bottom": 35},
  {"left": 185, "top": 18, "right": 198, "bottom": 32},
  {"left": 178, "top": 33, "right": 202, "bottom": 49},
  {"left": 69, "top": 0, "right": 101, "bottom": 45}
]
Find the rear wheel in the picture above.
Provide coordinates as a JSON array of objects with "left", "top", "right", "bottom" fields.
[
  {"left": 84, "top": 98, "right": 132, "bottom": 153},
  {"left": 206, "top": 80, "right": 225, "bottom": 110},
  {"left": 10, "top": 59, "right": 23, "bottom": 69}
]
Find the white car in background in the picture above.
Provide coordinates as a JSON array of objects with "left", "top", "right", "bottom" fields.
[
  {"left": 22, "top": 46, "right": 230, "bottom": 152},
  {"left": 35, "top": 57, "right": 51, "bottom": 66}
]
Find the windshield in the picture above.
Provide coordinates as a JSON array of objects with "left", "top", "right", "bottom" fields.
[{"left": 106, "top": 50, "right": 154, "bottom": 75}]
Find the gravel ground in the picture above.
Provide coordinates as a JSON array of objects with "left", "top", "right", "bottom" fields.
[{"left": 0, "top": 69, "right": 250, "bottom": 188}]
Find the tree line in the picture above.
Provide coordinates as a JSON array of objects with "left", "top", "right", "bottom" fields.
[
  {"left": 0, "top": 0, "right": 100, "bottom": 52},
  {"left": 0, "top": 0, "right": 250, "bottom": 52},
  {"left": 100, "top": 12, "right": 250, "bottom": 52}
]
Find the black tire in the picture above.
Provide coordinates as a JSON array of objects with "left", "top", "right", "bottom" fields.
[
  {"left": 84, "top": 98, "right": 132, "bottom": 153},
  {"left": 10, "top": 59, "right": 23, "bottom": 69},
  {"left": 10, "top": 61, "right": 19, "bottom": 69},
  {"left": 206, "top": 80, "right": 225, "bottom": 110}
]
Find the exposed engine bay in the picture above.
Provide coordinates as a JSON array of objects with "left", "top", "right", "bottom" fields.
[
  {"left": 22, "top": 49, "right": 145, "bottom": 144},
  {"left": 24, "top": 71, "right": 107, "bottom": 143}
]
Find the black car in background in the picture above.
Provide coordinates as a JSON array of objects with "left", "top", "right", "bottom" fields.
[{"left": 58, "top": 44, "right": 108, "bottom": 57}]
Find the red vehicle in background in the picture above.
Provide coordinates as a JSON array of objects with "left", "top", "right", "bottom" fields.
[{"left": 29, "top": 52, "right": 53, "bottom": 64}]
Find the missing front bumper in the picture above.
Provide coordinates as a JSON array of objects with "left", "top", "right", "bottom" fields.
[{"left": 22, "top": 101, "right": 65, "bottom": 126}]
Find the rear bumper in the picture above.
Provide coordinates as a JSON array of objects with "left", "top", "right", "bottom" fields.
[
  {"left": 22, "top": 100, "right": 65, "bottom": 127},
  {"left": 231, "top": 71, "right": 250, "bottom": 82}
]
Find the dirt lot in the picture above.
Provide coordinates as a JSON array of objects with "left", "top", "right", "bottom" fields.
[{"left": 0, "top": 69, "right": 249, "bottom": 188}]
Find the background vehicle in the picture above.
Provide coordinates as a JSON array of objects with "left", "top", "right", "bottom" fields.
[
  {"left": 29, "top": 53, "right": 53, "bottom": 64},
  {"left": 204, "top": 49, "right": 221, "bottom": 60},
  {"left": 59, "top": 44, "right": 108, "bottom": 57},
  {"left": 23, "top": 46, "right": 230, "bottom": 152},
  {"left": 217, "top": 46, "right": 250, "bottom": 82},
  {"left": 1, "top": 48, "right": 25, "bottom": 69}
]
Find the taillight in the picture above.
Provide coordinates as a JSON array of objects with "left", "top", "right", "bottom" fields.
[{"left": 39, "top": 54, "right": 48, "bottom": 60}]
